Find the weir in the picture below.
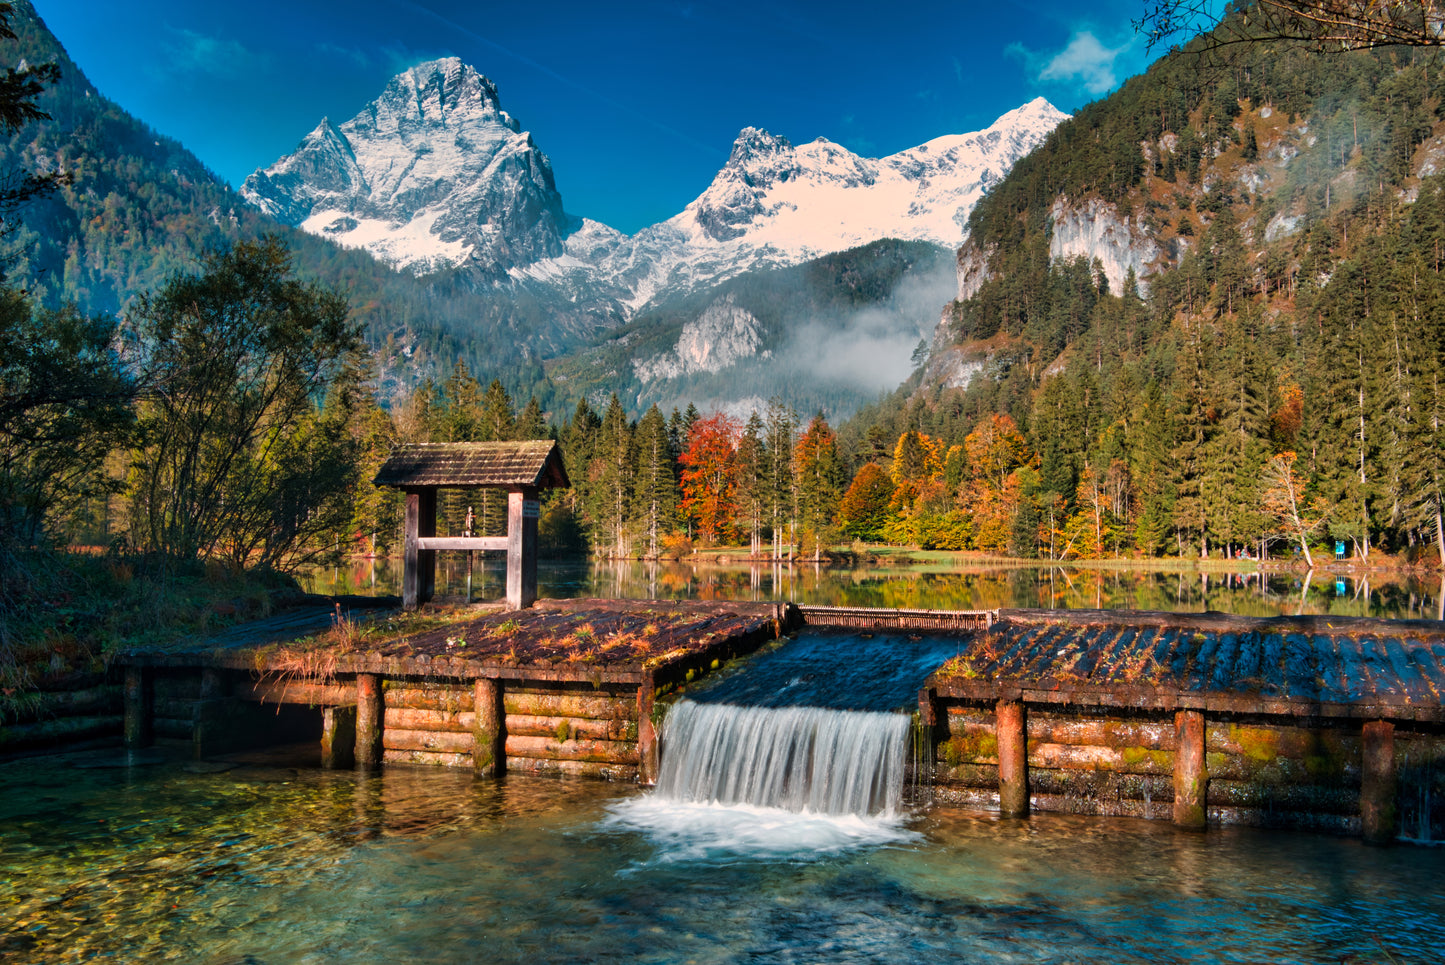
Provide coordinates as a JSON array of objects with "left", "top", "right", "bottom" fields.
[
  {"left": 25, "top": 599, "right": 1438, "bottom": 845},
  {"left": 645, "top": 622, "right": 964, "bottom": 817},
  {"left": 655, "top": 702, "right": 911, "bottom": 816}
]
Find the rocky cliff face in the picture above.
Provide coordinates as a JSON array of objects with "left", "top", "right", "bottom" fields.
[
  {"left": 242, "top": 57, "right": 567, "bottom": 276},
  {"left": 633, "top": 294, "right": 766, "bottom": 382},
  {"left": 1047, "top": 197, "right": 1160, "bottom": 294}
]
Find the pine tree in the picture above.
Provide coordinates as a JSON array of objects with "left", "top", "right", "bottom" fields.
[
  {"left": 561, "top": 398, "right": 601, "bottom": 544},
  {"left": 1171, "top": 318, "right": 1214, "bottom": 556},
  {"left": 1202, "top": 312, "right": 1270, "bottom": 555},
  {"left": 478, "top": 379, "right": 516, "bottom": 442},
  {"left": 795, "top": 414, "right": 844, "bottom": 560},
  {"left": 763, "top": 397, "right": 798, "bottom": 558},
  {"left": 630, "top": 405, "right": 678, "bottom": 558},
  {"left": 591, "top": 395, "right": 633, "bottom": 558},
  {"left": 437, "top": 361, "right": 483, "bottom": 442},
  {"left": 515, "top": 397, "right": 547, "bottom": 441},
  {"left": 734, "top": 413, "right": 767, "bottom": 557}
]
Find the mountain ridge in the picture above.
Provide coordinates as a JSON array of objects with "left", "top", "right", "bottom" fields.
[{"left": 245, "top": 61, "right": 1067, "bottom": 316}]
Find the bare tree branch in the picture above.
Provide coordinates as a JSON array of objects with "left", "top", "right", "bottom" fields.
[{"left": 1138, "top": 1, "right": 1445, "bottom": 54}]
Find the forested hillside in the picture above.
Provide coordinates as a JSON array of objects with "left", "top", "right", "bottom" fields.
[
  {"left": 545, "top": 239, "right": 954, "bottom": 421},
  {"left": 835, "top": 16, "right": 1445, "bottom": 565},
  {"left": 0, "top": 1, "right": 564, "bottom": 404}
]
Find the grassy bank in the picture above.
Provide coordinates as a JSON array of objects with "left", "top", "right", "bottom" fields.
[{"left": 0, "top": 548, "right": 299, "bottom": 723}]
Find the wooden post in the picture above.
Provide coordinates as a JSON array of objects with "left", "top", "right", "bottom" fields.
[
  {"left": 1173, "top": 710, "right": 1208, "bottom": 830},
  {"left": 355, "top": 674, "right": 383, "bottom": 768},
  {"left": 637, "top": 671, "right": 658, "bottom": 786},
  {"left": 996, "top": 699, "right": 1028, "bottom": 817},
  {"left": 506, "top": 487, "right": 539, "bottom": 610},
  {"left": 123, "top": 666, "right": 153, "bottom": 749},
  {"left": 192, "top": 667, "right": 224, "bottom": 758},
  {"left": 1361, "top": 719, "right": 1396, "bottom": 845},
  {"left": 322, "top": 705, "right": 357, "bottom": 769},
  {"left": 402, "top": 488, "right": 437, "bottom": 610},
  {"left": 472, "top": 677, "right": 505, "bottom": 777}
]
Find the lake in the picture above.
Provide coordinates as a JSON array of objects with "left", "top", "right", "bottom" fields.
[{"left": 300, "top": 555, "right": 1445, "bottom": 621}]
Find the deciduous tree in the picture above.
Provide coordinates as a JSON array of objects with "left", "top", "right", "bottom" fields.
[
  {"left": 126, "top": 237, "right": 363, "bottom": 569},
  {"left": 679, "top": 413, "right": 740, "bottom": 545}
]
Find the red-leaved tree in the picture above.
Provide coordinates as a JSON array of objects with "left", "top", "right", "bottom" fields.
[{"left": 679, "top": 413, "right": 740, "bottom": 544}]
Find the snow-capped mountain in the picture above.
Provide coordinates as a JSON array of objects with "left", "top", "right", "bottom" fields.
[
  {"left": 519, "top": 97, "right": 1069, "bottom": 310},
  {"left": 242, "top": 57, "right": 567, "bottom": 275},
  {"left": 243, "top": 57, "right": 1066, "bottom": 316}
]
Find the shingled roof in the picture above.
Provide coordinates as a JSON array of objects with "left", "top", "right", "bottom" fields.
[{"left": 372, "top": 441, "right": 570, "bottom": 490}]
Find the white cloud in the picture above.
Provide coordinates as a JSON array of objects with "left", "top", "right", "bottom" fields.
[
  {"left": 1039, "top": 31, "right": 1130, "bottom": 95},
  {"left": 1007, "top": 29, "right": 1138, "bottom": 99}
]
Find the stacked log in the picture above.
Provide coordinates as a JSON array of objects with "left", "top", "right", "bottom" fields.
[
  {"left": 377, "top": 680, "right": 642, "bottom": 779},
  {"left": 0, "top": 682, "right": 123, "bottom": 753},
  {"left": 932, "top": 704, "right": 1176, "bottom": 819}
]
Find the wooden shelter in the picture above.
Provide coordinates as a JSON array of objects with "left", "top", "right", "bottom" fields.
[{"left": 373, "top": 441, "right": 569, "bottom": 610}]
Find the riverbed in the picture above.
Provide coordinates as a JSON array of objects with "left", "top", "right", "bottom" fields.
[{"left": 3, "top": 744, "right": 1443, "bottom": 963}]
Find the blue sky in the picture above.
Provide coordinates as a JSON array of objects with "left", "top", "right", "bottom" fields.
[{"left": 32, "top": 0, "right": 1154, "bottom": 234}]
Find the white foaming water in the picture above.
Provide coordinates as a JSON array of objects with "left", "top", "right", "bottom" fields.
[
  {"left": 603, "top": 700, "right": 917, "bottom": 861},
  {"left": 657, "top": 701, "right": 912, "bottom": 815}
]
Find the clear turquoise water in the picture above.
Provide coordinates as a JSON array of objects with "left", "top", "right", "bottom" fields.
[{"left": 3, "top": 745, "right": 1442, "bottom": 964}]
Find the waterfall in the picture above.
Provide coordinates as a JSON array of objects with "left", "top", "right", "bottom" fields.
[{"left": 654, "top": 700, "right": 912, "bottom": 817}]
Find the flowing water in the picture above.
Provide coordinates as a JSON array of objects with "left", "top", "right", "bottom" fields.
[
  {"left": 605, "top": 630, "right": 938, "bottom": 857},
  {"left": 650, "top": 702, "right": 911, "bottom": 816},
  {"left": 3, "top": 746, "right": 1443, "bottom": 964},
  {"left": 301, "top": 556, "right": 1445, "bottom": 620}
]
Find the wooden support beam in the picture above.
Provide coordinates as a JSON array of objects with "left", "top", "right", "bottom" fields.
[
  {"left": 1173, "top": 709, "right": 1208, "bottom": 829},
  {"left": 415, "top": 536, "right": 509, "bottom": 552},
  {"left": 506, "top": 488, "right": 539, "bottom": 610},
  {"left": 402, "top": 488, "right": 437, "bottom": 610},
  {"left": 472, "top": 677, "right": 505, "bottom": 777},
  {"left": 996, "top": 699, "right": 1028, "bottom": 817},
  {"left": 637, "top": 671, "right": 658, "bottom": 786},
  {"left": 123, "top": 666, "right": 153, "bottom": 749},
  {"left": 322, "top": 705, "right": 357, "bottom": 769},
  {"left": 355, "top": 674, "right": 383, "bottom": 768},
  {"left": 1361, "top": 719, "right": 1396, "bottom": 845}
]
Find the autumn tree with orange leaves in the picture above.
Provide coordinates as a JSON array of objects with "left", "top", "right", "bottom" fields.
[{"left": 678, "top": 413, "right": 740, "bottom": 544}]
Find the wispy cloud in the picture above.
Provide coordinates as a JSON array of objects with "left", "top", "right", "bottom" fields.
[
  {"left": 380, "top": 44, "right": 460, "bottom": 77},
  {"left": 1007, "top": 29, "right": 1137, "bottom": 98},
  {"left": 315, "top": 42, "right": 374, "bottom": 69},
  {"left": 158, "top": 27, "right": 270, "bottom": 79}
]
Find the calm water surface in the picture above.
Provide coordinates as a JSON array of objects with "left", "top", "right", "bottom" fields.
[
  {"left": 302, "top": 556, "right": 1445, "bottom": 621},
  {"left": 2, "top": 746, "right": 1442, "bottom": 963}
]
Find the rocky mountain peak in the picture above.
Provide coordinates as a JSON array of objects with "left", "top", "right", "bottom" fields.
[
  {"left": 359, "top": 57, "right": 518, "bottom": 138},
  {"left": 726, "top": 127, "right": 794, "bottom": 169},
  {"left": 242, "top": 58, "right": 566, "bottom": 276}
]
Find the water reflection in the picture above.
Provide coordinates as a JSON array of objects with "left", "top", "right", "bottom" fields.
[{"left": 301, "top": 556, "right": 1443, "bottom": 621}]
